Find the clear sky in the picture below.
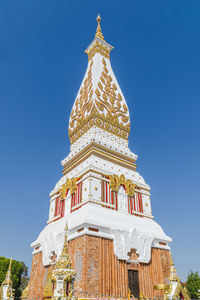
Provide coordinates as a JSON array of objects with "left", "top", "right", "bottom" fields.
[{"left": 0, "top": 0, "right": 200, "bottom": 281}]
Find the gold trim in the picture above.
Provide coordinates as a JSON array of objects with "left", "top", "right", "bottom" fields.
[
  {"left": 63, "top": 149, "right": 136, "bottom": 178},
  {"left": 63, "top": 142, "right": 136, "bottom": 172}
]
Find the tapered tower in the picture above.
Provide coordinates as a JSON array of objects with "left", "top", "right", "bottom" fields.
[
  {"left": 0, "top": 259, "right": 14, "bottom": 300},
  {"left": 29, "top": 16, "right": 172, "bottom": 299}
]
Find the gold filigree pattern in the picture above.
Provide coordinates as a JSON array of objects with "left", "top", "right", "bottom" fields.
[
  {"left": 85, "top": 40, "right": 111, "bottom": 61},
  {"left": 95, "top": 58, "right": 130, "bottom": 126},
  {"left": 109, "top": 174, "right": 137, "bottom": 196},
  {"left": 59, "top": 177, "right": 77, "bottom": 199},
  {"left": 69, "top": 60, "right": 93, "bottom": 131},
  {"left": 69, "top": 58, "right": 130, "bottom": 144}
]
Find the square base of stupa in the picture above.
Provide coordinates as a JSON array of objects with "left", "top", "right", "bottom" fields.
[{"left": 29, "top": 234, "right": 170, "bottom": 299}]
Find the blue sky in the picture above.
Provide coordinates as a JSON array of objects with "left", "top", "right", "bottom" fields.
[{"left": 0, "top": 0, "right": 200, "bottom": 281}]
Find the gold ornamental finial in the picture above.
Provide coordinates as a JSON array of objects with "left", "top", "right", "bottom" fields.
[
  {"left": 95, "top": 14, "right": 104, "bottom": 40},
  {"left": 96, "top": 14, "right": 101, "bottom": 23},
  {"left": 63, "top": 223, "right": 68, "bottom": 250},
  {"left": 170, "top": 252, "right": 174, "bottom": 266},
  {"left": 8, "top": 258, "right": 12, "bottom": 271}
]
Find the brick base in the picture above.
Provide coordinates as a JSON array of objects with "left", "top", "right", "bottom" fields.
[
  {"left": 29, "top": 252, "right": 46, "bottom": 300},
  {"left": 29, "top": 235, "right": 170, "bottom": 299}
]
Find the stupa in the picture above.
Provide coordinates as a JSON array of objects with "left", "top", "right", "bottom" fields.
[
  {"left": 28, "top": 15, "right": 172, "bottom": 299},
  {"left": 0, "top": 259, "right": 14, "bottom": 300}
]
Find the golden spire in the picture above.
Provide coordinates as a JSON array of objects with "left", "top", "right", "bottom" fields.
[
  {"left": 62, "top": 223, "right": 68, "bottom": 255},
  {"left": 2, "top": 258, "right": 13, "bottom": 286},
  {"left": 169, "top": 252, "right": 179, "bottom": 282},
  {"left": 8, "top": 258, "right": 12, "bottom": 271},
  {"left": 170, "top": 252, "right": 174, "bottom": 266},
  {"left": 56, "top": 223, "right": 71, "bottom": 269},
  {"left": 95, "top": 14, "right": 104, "bottom": 40}
]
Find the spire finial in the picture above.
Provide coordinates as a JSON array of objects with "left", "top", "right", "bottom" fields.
[
  {"left": 63, "top": 222, "right": 68, "bottom": 249},
  {"left": 8, "top": 258, "right": 12, "bottom": 271},
  {"left": 95, "top": 14, "right": 104, "bottom": 40},
  {"left": 170, "top": 252, "right": 174, "bottom": 266},
  {"left": 96, "top": 14, "right": 101, "bottom": 24}
]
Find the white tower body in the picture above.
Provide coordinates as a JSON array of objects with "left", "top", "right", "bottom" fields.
[{"left": 31, "top": 19, "right": 171, "bottom": 268}]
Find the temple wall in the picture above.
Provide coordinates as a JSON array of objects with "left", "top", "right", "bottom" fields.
[
  {"left": 138, "top": 248, "right": 170, "bottom": 298},
  {"left": 68, "top": 235, "right": 171, "bottom": 299},
  {"left": 29, "top": 252, "right": 47, "bottom": 300},
  {"left": 29, "top": 235, "right": 170, "bottom": 299}
]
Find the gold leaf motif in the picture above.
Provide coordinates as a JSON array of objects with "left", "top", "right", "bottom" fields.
[
  {"left": 109, "top": 174, "right": 137, "bottom": 197},
  {"left": 85, "top": 40, "right": 111, "bottom": 61},
  {"left": 59, "top": 177, "right": 77, "bottom": 200},
  {"left": 69, "top": 57, "right": 130, "bottom": 144},
  {"left": 112, "top": 83, "right": 117, "bottom": 90}
]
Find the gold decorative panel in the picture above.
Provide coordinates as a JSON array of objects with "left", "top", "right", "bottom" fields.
[
  {"left": 109, "top": 174, "right": 137, "bottom": 197},
  {"left": 69, "top": 58, "right": 130, "bottom": 144},
  {"left": 59, "top": 177, "right": 77, "bottom": 200}
]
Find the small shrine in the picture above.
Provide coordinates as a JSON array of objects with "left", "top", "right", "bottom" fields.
[
  {"left": 42, "top": 224, "right": 76, "bottom": 300},
  {"left": 154, "top": 253, "right": 190, "bottom": 300},
  {"left": 52, "top": 225, "right": 76, "bottom": 299},
  {"left": 167, "top": 254, "right": 190, "bottom": 300},
  {"left": 0, "top": 259, "right": 14, "bottom": 300}
]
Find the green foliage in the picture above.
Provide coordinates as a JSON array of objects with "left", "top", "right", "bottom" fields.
[
  {"left": 20, "top": 262, "right": 29, "bottom": 291},
  {"left": 186, "top": 271, "right": 200, "bottom": 299},
  {"left": 0, "top": 257, "right": 29, "bottom": 299}
]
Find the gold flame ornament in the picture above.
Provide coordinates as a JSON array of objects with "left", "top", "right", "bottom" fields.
[{"left": 95, "top": 14, "right": 104, "bottom": 40}]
